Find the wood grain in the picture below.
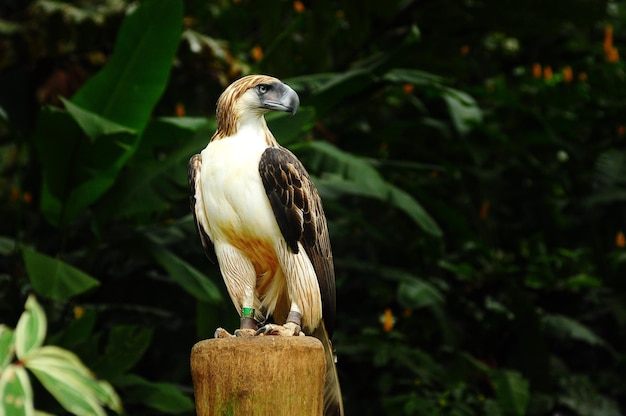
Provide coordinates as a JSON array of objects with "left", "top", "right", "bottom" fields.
[{"left": 191, "top": 336, "right": 325, "bottom": 415}]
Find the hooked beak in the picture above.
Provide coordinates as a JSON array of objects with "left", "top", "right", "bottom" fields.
[{"left": 259, "top": 83, "right": 300, "bottom": 115}]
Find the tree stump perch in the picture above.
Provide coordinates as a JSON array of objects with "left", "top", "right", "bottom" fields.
[{"left": 191, "top": 336, "right": 325, "bottom": 416}]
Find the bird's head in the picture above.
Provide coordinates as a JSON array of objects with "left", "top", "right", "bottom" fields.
[{"left": 214, "top": 75, "right": 300, "bottom": 138}]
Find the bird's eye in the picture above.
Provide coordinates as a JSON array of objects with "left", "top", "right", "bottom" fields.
[{"left": 258, "top": 85, "right": 268, "bottom": 94}]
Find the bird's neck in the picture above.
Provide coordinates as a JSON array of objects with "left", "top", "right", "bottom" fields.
[{"left": 212, "top": 114, "right": 278, "bottom": 147}]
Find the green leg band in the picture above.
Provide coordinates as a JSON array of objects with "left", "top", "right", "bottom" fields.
[{"left": 242, "top": 307, "right": 255, "bottom": 319}]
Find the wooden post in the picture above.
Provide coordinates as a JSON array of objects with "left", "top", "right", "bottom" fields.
[{"left": 191, "top": 336, "right": 325, "bottom": 416}]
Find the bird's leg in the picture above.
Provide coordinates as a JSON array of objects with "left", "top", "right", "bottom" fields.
[
  {"left": 256, "top": 303, "right": 305, "bottom": 336},
  {"left": 212, "top": 244, "right": 258, "bottom": 338},
  {"left": 233, "top": 287, "right": 258, "bottom": 337},
  {"left": 240, "top": 307, "right": 257, "bottom": 329}
]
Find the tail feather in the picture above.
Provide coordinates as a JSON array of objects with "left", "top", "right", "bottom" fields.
[{"left": 313, "top": 322, "right": 344, "bottom": 416}]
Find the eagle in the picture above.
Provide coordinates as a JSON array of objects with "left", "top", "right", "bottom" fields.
[{"left": 188, "top": 75, "right": 344, "bottom": 416}]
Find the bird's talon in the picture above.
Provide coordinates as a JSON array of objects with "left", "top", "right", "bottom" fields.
[
  {"left": 234, "top": 328, "right": 257, "bottom": 337},
  {"left": 255, "top": 322, "right": 303, "bottom": 336},
  {"left": 214, "top": 328, "right": 233, "bottom": 338}
]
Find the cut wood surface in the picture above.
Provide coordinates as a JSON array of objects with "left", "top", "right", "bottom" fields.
[{"left": 191, "top": 336, "right": 325, "bottom": 416}]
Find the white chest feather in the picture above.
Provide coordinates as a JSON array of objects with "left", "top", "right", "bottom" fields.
[{"left": 199, "top": 126, "right": 278, "bottom": 243}]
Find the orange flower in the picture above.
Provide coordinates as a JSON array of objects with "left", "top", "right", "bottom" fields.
[
  {"left": 604, "top": 24, "right": 614, "bottom": 54},
  {"left": 562, "top": 66, "right": 573, "bottom": 83},
  {"left": 618, "top": 125, "right": 625, "bottom": 137},
  {"left": 402, "top": 83, "right": 414, "bottom": 94},
  {"left": 22, "top": 192, "right": 32, "bottom": 204},
  {"left": 460, "top": 45, "right": 470, "bottom": 56},
  {"left": 532, "top": 63, "right": 542, "bottom": 79},
  {"left": 607, "top": 46, "right": 619, "bottom": 63},
  {"left": 381, "top": 308, "right": 395, "bottom": 332},
  {"left": 74, "top": 306, "right": 85, "bottom": 319},
  {"left": 182, "top": 16, "right": 197, "bottom": 27},
  {"left": 543, "top": 65, "right": 553, "bottom": 80},
  {"left": 578, "top": 72, "right": 588, "bottom": 82},
  {"left": 251, "top": 45, "right": 264, "bottom": 62},
  {"left": 175, "top": 102, "right": 185, "bottom": 117},
  {"left": 617, "top": 231, "right": 626, "bottom": 248},
  {"left": 604, "top": 24, "right": 619, "bottom": 62},
  {"left": 293, "top": 0, "right": 305, "bottom": 13},
  {"left": 479, "top": 200, "right": 490, "bottom": 220}
]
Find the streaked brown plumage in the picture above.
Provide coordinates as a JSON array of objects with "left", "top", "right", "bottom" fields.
[{"left": 188, "top": 75, "right": 343, "bottom": 415}]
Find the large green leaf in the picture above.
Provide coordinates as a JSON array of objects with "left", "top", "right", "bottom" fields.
[
  {"left": 294, "top": 140, "right": 442, "bottom": 237},
  {"left": 22, "top": 247, "right": 100, "bottom": 301},
  {"left": 383, "top": 68, "right": 447, "bottom": 87},
  {"left": 114, "top": 374, "right": 194, "bottom": 414},
  {"left": 96, "top": 117, "right": 213, "bottom": 221},
  {"left": 593, "top": 149, "right": 626, "bottom": 188},
  {"left": 397, "top": 278, "right": 445, "bottom": 310},
  {"left": 283, "top": 73, "right": 338, "bottom": 92},
  {"left": 489, "top": 370, "right": 530, "bottom": 416},
  {"left": 306, "top": 68, "right": 377, "bottom": 115},
  {"left": 543, "top": 314, "right": 612, "bottom": 351},
  {"left": 387, "top": 183, "right": 443, "bottom": 238},
  {"left": 91, "top": 325, "right": 153, "bottom": 380},
  {"left": 442, "top": 87, "right": 483, "bottom": 136},
  {"left": 557, "top": 376, "right": 622, "bottom": 416},
  {"left": 0, "top": 236, "right": 15, "bottom": 256},
  {"left": 0, "top": 326, "right": 15, "bottom": 370},
  {"left": 301, "top": 140, "right": 389, "bottom": 196},
  {"left": 14, "top": 295, "right": 46, "bottom": 360},
  {"left": 150, "top": 245, "right": 222, "bottom": 303},
  {"left": 0, "top": 364, "right": 34, "bottom": 416},
  {"left": 34, "top": 106, "right": 137, "bottom": 226},
  {"left": 25, "top": 346, "right": 121, "bottom": 415},
  {"left": 35, "top": 0, "right": 182, "bottom": 226},
  {"left": 61, "top": 97, "right": 136, "bottom": 141},
  {"left": 48, "top": 308, "right": 97, "bottom": 349},
  {"left": 383, "top": 68, "right": 482, "bottom": 136},
  {"left": 71, "top": 0, "right": 183, "bottom": 132},
  {"left": 585, "top": 150, "right": 626, "bottom": 207},
  {"left": 34, "top": 107, "right": 87, "bottom": 226}
]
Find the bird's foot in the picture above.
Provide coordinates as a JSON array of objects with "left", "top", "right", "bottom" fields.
[
  {"left": 256, "top": 311, "right": 304, "bottom": 336},
  {"left": 213, "top": 327, "right": 258, "bottom": 338},
  {"left": 213, "top": 316, "right": 258, "bottom": 338},
  {"left": 214, "top": 327, "right": 233, "bottom": 338},
  {"left": 234, "top": 328, "right": 257, "bottom": 337},
  {"left": 255, "top": 321, "right": 305, "bottom": 336}
]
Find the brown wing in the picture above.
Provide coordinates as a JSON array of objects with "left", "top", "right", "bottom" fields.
[
  {"left": 188, "top": 154, "right": 216, "bottom": 263},
  {"left": 259, "top": 147, "right": 336, "bottom": 335}
]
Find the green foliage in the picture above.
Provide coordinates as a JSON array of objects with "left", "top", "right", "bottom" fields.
[
  {"left": 0, "top": 364, "right": 35, "bottom": 416},
  {"left": 2, "top": 0, "right": 626, "bottom": 415},
  {"left": 22, "top": 246, "right": 100, "bottom": 301},
  {"left": 149, "top": 245, "right": 222, "bottom": 303},
  {"left": 0, "top": 296, "right": 121, "bottom": 416},
  {"left": 114, "top": 374, "right": 194, "bottom": 414},
  {"left": 35, "top": 0, "right": 182, "bottom": 227},
  {"left": 71, "top": 0, "right": 183, "bottom": 131},
  {"left": 296, "top": 140, "right": 442, "bottom": 237}
]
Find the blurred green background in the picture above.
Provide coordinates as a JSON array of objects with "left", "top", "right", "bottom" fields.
[{"left": 2, "top": 0, "right": 626, "bottom": 414}]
